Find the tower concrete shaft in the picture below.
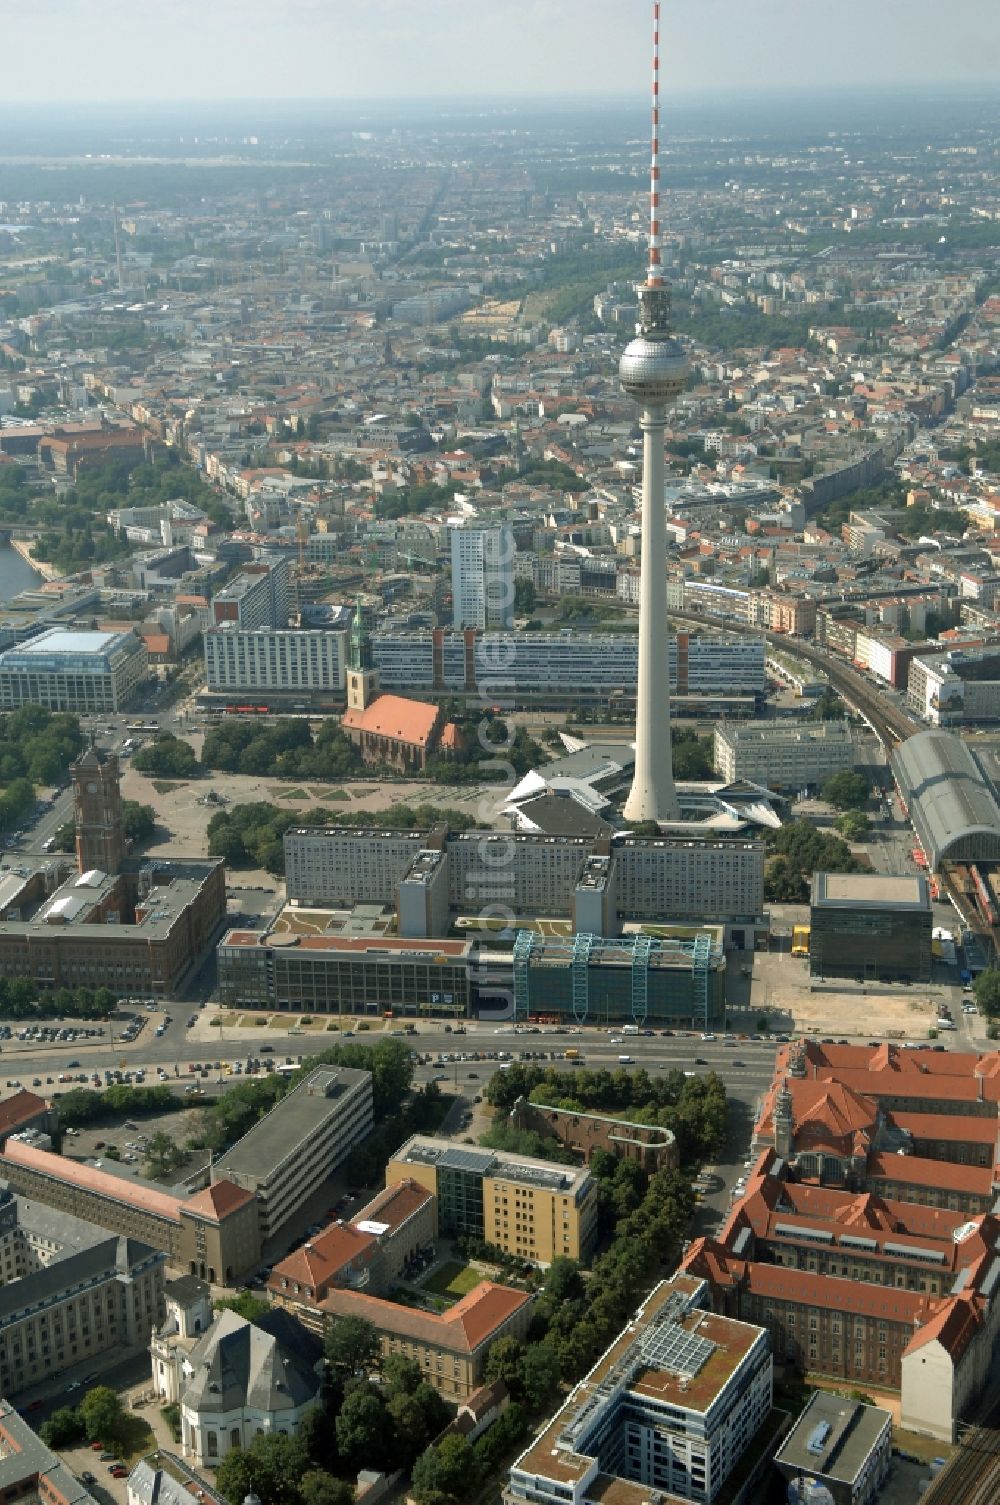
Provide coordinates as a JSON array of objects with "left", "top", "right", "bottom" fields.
[{"left": 622, "top": 405, "right": 679, "bottom": 822}]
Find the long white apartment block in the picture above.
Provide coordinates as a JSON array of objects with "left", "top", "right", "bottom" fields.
[
  {"left": 204, "top": 626, "right": 347, "bottom": 694},
  {"left": 370, "top": 629, "right": 765, "bottom": 701},
  {"left": 283, "top": 826, "right": 765, "bottom": 927}
]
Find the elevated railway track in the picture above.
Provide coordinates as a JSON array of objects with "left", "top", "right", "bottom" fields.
[
  {"left": 663, "top": 605, "right": 919, "bottom": 749},
  {"left": 922, "top": 1388, "right": 1000, "bottom": 1505}
]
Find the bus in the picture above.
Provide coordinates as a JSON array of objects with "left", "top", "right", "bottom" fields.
[{"left": 275, "top": 1062, "right": 301, "bottom": 1077}]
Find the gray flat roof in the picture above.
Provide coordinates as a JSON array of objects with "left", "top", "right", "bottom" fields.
[
  {"left": 213, "top": 1066, "right": 371, "bottom": 1183},
  {"left": 812, "top": 872, "right": 930, "bottom": 910},
  {"left": 0, "top": 1399, "right": 100, "bottom": 1505},
  {"left": 776, "top": 1390, "right": 891, "bottom": 1484}
]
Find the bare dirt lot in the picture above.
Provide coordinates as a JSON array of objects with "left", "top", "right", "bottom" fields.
[{"left": 751, "top": 949, "right": 961, "bottom": 1040}]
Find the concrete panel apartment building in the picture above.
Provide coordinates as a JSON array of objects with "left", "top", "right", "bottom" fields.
[
  {"left": 370, "top": 628, "right": 765, "bottom": 706},
  {"left": 282, "top": 826, "right": 765, "bottom": 933},
  {"left": 212, "top": 1066, "right": 373, "bottom": 1239},
  {"left": 203, "top": 626, "right": 347, "bottom": 697},
  {"left": 211, "top": 556, "right": 291, "bottom": 630},
  {"left": 713, "top": 718, "right": 855, "bottom": 790}
]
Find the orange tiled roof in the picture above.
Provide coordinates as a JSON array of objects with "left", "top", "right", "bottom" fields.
[
  {"left": 351, "top": 1178, "right": 433, "bottom": 1234},
  {"left": 0, "top": 1090, "right": 47, "bottom": 1139},
  {"left": 342, "top": 694, "right": 440, "bottom": 748},
  {"left": 1, "top": 1137, "right": 182, "bottom": 1223},
  {"left": 322, "top": 1280, "right": 530, "bottom": 1354},
  {"left": 270, "top": 1222, "right": 376, "bottom": 1297},
  {"left": 892, "top": 1111, "right": 997, "bottom": 1144},
  {"left": 187, "top": 1181, "right": 256, "bottom": 1220},
  {"left": 867, "top": 1152, "right": 996, "bottom": 1195}
]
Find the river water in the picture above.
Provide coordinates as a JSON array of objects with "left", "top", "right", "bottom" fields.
[{"left": 0, "top": 545, "right": 44, "bottom": 604}]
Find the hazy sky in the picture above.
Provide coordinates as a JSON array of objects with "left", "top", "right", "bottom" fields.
[{"left": 3, "top": 0, "right": 999, "bottom": 104}]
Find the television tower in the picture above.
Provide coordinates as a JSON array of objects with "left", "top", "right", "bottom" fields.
[{"left": 621, "top": 0, "right": 687, "bottom": 823}]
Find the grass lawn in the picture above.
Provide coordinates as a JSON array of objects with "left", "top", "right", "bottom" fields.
[
  {"left": 421, "top": 1260, "right": 483, "bottom": 1300},
  {"left": 151, "top": 780, "right": 184, "bottom": 794},
  {"left": 270, "top": 786, "right": 309, "bottom": 799},
  {"left": 311, "top": 786, "right": 350, "bottom": 800}
]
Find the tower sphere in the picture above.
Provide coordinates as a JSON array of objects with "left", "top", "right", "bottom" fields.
[{"left": 619, "top": 332, "right": 688, "bottom": 407}]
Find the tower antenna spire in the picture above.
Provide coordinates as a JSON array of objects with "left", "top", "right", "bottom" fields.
[{"left": 648, "top": 0, "right": 663, "bottom": 289}]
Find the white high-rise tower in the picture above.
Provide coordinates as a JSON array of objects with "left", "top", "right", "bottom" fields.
[{"left": 621, "top": 0, "right": 687, "bottom": 824}]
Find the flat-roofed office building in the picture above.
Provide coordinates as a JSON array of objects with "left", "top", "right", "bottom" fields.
[
  {"left": 0, "top": 627, "right": 147, "bottom": 711},
  {"left": 774, "top": 1385, "right": 892, "bottom": 1505},
  {"left": 505, "top": 1273, "right": 773, "bottom": 1505},
  {"left": 211, "top": 1066, "right": 373, "bottom": 1238},
  {"left": 713, "top": 718, "right": 854, "bottom": 789},
  {"left": 809, "top": 872, "right": 932, "bottom": 982},
  {"left": 387, "top": 1134, "right": 598, "bottom": 1265}
]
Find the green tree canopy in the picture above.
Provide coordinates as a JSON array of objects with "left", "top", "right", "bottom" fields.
[
  {"left": 79, "top": 1386, "right": 124, "bottom": 1443},
  {"left": 215, "top": 1433, "right": 308, "bottom": 1505},
  {"left": 410, "top": 1434, "right": 480, "bottom": 1505},
  {"left": 324, "top": 1317, "right": 381, "bottom": 1383},
  {"left": 835, "top": 809, "right": 870, "bottom": 841},
  {"left": 973, "top": 968, "right": 1000, "bottom": 1018},
  {"left": 821, "top": 770, "right": 870, "bottom": 810},
  {"left": 214, "top": 1289, "right": 271, "bottom": 1321},
  {"left": 299, "top": 1474, "right": 354, "bottom": 1505},
  {"left": 133, "top": 733, "right": 199, "bottom": 779},
  {"left": 39, "top": 1408, "right": 86, "bottom": 1448},
  {"left": 334, "top": 1381, "right": 389, "bottom": 1473}
]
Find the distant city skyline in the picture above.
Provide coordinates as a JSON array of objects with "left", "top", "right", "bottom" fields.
[{"left": 4, "top": 0, "right": 999, "bottom": 106}]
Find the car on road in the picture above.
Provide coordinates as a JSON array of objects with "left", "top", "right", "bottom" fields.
[
  {"left": 66, "top": 1380, "right": 81, "bottom": 1392},
  {"left": 693, "top": 1057, "right": 708, "bottom": 1065},
  {"left": 81, "top": 1473, "right": 96, "bottom": 1486}
]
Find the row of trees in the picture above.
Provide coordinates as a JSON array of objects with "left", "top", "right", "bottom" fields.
[
  {"left": 189, "top": 1038, "right": 415, "bottom": 1160},
  {"left": 201, "top": 718, "right": 361, "bottom": 781},
  {"left": 484, "top": 1063, "right": 727, "bottom": 1167},
  {"left": 209, "top": 1052, "right": 723, "bottom": 1505},
  {"left": 0, "top": 979, "right": 117, "bottom": 1020},
  {"left": 206, "top": 799, "right": 475, "bottom": 874},
  {"left": 765, "top": 818, "right": 863, "bottom": 903},
  {"left": 412, "top": 1160, "right": 699, "bottom": 1505},
  {"left": 57, "top": 1083, "right": 182, "bottom": 1129}
]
